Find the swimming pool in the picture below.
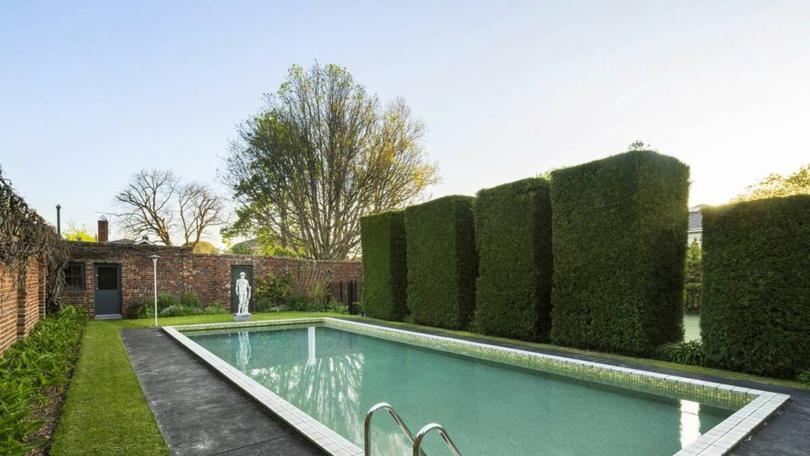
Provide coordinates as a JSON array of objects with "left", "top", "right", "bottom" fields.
[{"left": 166, "top": 319, "right": 789, "bottom": 456}]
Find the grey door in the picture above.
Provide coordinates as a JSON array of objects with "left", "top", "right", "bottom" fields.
[
  {"left": 94, "top": 264, "right": 122, "bottom": 315},
  {"left": 230, "top": 265, "right": 253, "bottom": 313}
]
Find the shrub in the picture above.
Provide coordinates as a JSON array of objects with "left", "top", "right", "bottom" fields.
[
  {"left": 550, "top": 150, "right": 689, "bottom": 355},
  {"left": 360, "top": 210, "right": 408, "bottom": 321},
  {"left": 405, "top": 195, "right": 477, "bottom": 330},
  {"left": 254, "top": 272, "right": 291, "bottom": 312},
  {"left": 656, "top": 340, "right": 705, "bottom": 366},
  {"left": 473, "top": 178, "right": 553, "bottom": 340},
  {"left": 157, "top": 293, "right": 179, "bottom": 312},
  {"left": 179, "top": 292, "right": 202, "bottom": 309},
  {"left": 202, "top": 304, "right": 227, "bottom": 315},
  {"left": 701, "top": 196, "right": 810, "bottom": 378},
  {"left": 684, "top": 239, "right": 702, "bottom": 313},
  {"left": 798, "top": 371, "right": 810, "bottom": 385},
  {"left": 0, "top": 307, "right": 86, "bottom": 454},
  {"left": 159, "top": 304, "right": 196, "bottom": 317}
]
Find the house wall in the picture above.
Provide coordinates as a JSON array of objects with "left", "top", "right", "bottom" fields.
[
  {"left": 64, "top": 242, "right": 362, "bottom": 317},
  {"left": 0, "top": 259, "right": 47, "bottom": 356}
]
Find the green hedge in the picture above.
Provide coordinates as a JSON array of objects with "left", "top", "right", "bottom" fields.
[
  {"left": 474, "top": 178, "right": 553, "bottom": 340},
  {"left": 701, "top": 196, "right": 810, "bottom": 378},
  {"left": 550, "top": 150, "right": 689, "bottom": 355},
  {"left": 360, "top": 210, "right": 408, "bottom": 321},
  {"left": 405, "top": 195, "right": 477, "bottom": 329}
]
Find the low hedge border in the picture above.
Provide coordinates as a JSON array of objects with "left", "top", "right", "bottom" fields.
[{"left": 0, "top": 306, "right": 87, "bottom": 455}]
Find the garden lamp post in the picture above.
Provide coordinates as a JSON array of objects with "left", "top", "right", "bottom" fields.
[{"left": 150, "top": 254, "right": 160, "bottom": 327}]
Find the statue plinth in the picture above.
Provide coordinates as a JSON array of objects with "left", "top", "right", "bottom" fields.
[{"left": 234, "top": 313, "right": 252, "bottom": 322}]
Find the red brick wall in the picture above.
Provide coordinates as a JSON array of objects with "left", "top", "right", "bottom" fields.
[
  {"left": 17, "top": 258, "right": 42, "bottom": 338},
  {"left": 0, "top": 265, "right": 17, "bottom": 355},
  {"left": 0, "top": 258, "right": 46, "bottom": 357},
  {"left": 65, "top": 242, "right": 362, "bottom": 317}
]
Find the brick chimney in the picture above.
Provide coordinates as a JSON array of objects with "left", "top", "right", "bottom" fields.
[{"left": 97, "top": 216, "right": 109, "bottom": 243}]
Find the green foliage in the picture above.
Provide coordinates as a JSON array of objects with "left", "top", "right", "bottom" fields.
[
  {"left": 656, "top": 340, "right": 705, "bottom": 366},
  {"left": 222, "top": 63, "right": 439, "bottom": 259},
  {"left": 550, "top": 150, "right": 689, "bottom": 355},
  {"left": 405, "top": 195, "right": 477, "bottom": 329},
  {"left": 132, "top": 292, "right": 226, "bottom": 318},
  {"left": 473, "top": 178, "right": 553, "bottom": 340},
  {"left": 254, "top": 272, "right": 291, "bottom": 311},
  {"left": 0, "top": 307, "right": 86, "bottom": 455},
  {"left": 189, "top": 241, "right": 218, "bottom": 254},
  {"left": 701, "top": 196, "right": 810, "bottom": 378},
  {"left": 62, "top": 223, "right": 96, "bottom": 242},
  {"left": 179, "top": 292, "right": 201, "bottom": 308},
  {"left": 734, "top": 163, "right": 810, "bottom": 202},
  {"left": 684, "top": 240, "right": 702, "bottom": 313},
  {"left": 360, "top": 210, "right": 408, "bottom": 321},
  {"left": 798, "top": 371, "right": 810, "bottom": 385}
]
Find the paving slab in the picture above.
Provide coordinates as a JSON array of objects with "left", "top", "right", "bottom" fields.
[{"left": 122, "top": 328, "right": 324, "bottom": 456}]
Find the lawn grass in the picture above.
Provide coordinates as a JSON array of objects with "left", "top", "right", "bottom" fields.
[
  {"left": 50, "top": 310, "right": 808, "bottom": 455},
  {"left": 50, "top": 311, "right": 343, "bottom": 456}
]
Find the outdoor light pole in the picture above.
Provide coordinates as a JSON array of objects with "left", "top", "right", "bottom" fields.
[{"left": 150, "top": 254, "right": 160, "bottom": 327}]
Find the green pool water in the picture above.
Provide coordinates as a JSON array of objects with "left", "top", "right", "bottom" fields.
[{"left": 188, "top": 326, "right": 734, "bottom": 456}]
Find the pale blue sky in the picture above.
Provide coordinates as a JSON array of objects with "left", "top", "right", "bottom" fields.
[{"left": 2, "top": 1, "right": 809, "bottom": 244}]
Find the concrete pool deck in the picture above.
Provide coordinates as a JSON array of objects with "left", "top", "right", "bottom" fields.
[{"left": 122, "top": 328, "right": 324, "bottom": 456}]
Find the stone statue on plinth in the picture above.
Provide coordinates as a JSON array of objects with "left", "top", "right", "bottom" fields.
[{"left": 234, "top": 272, "right": 252, "bottom": 321}]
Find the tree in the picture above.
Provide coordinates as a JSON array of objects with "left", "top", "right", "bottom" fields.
[
  {"left": 187, "top": 240, "right": 218, "bottom": 254},
  {"left": 115, "top": 169, "right": 225, "bottom": 247},
  {"left": 63, "top": 223, "right": 95, "bottom": 242},
  {"left": 734, "top": 163, "right": 810, "bottom": 202},
  {"left": 223, "top": 63, "right": 439, "bottom": 260}
]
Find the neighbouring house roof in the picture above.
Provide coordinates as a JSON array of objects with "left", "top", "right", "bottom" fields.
[{"left": 688, "top": 206, "right": 704, "bottom": 233}]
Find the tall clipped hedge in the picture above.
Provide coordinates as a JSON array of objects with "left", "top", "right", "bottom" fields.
[
  {"left": 701, "top": 196, "right": 810, "bottom": 378},
  {"left": 405, "top": 195, "right": 477, "bottom": 329},
  {"left": 550, "top": 150, "right": 689, "bottom": 355},
  {"left": 360, "top": 210, "right": 408, "bottom": 321},
  {"left": 474, "top": 178, "right": 553, "bottom": 340}
]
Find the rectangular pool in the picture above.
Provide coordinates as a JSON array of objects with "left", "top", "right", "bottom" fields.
[{"left": 167, "top": 319, "right": 788, "bottom": 456}]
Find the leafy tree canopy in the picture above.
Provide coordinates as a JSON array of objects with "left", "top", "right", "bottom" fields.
[
  {"left": 223, "top": 63, "right": 439, "bottom": 259},
  {"left": 734, "top": 163, "right": 810, "bottom": 202},
  {"left": 63, "top": 223, "right": 95, "bottom": 242}
]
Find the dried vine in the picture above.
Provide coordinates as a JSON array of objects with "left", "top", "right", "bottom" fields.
[{"left": 0, "top": 167, "right": 69, "bottom": 313}]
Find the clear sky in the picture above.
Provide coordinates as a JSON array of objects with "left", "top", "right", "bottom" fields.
[{"left": 2, "top": 1, "right": 809, "bottom": 245}]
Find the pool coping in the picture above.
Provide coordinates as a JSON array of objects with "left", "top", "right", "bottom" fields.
[{"left": 164, "top": 318, "right": 790, "bottom": 456}]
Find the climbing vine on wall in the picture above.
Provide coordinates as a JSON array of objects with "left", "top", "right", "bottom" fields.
[{"left": 0, "top": 167, "right": 69, "bottom": 313}]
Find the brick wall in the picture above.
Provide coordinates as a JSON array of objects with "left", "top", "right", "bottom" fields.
[
  {"left": 17, "top": 258, "right": 42, "bottom": 337},
  {"left": 0, "top": 265, "right": 17, "bottom": 355},
  {"left": 0, "top": 258, "right": 47, "bottom": 357},
  {"left": 65, "top": 242, "right": 362, "bottom": 317}
]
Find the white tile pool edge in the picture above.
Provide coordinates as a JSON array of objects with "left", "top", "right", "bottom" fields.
[{"left": 165, "top": 318, "right": 790, "bottom": 456}]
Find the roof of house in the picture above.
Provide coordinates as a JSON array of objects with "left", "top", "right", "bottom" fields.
[{"left": 688, "top": 207, "right": 703, "bottom": 233}]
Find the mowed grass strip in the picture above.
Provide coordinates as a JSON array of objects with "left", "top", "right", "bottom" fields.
[
  {"left": 50, "top": 311, "right": 345, "bottom": 455},
  {"left": 50, "top": 320, "right": 168, "bottom": 456}
]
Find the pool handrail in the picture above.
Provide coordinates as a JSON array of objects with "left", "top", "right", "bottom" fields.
[
  {"left": 413, "top": 423, "right": 463, "bottom": 456},
  {"left": 364, "top": 402, "right": 426, "bottom": 456}
]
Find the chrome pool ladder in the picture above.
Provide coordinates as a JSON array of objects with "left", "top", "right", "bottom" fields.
[{"left": 364, "top": 402, "right": 463, "bottom": 456}]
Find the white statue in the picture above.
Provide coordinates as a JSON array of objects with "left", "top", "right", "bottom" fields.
[{"left": 235, "top": 272, "right": 251, "bottom": 315}]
